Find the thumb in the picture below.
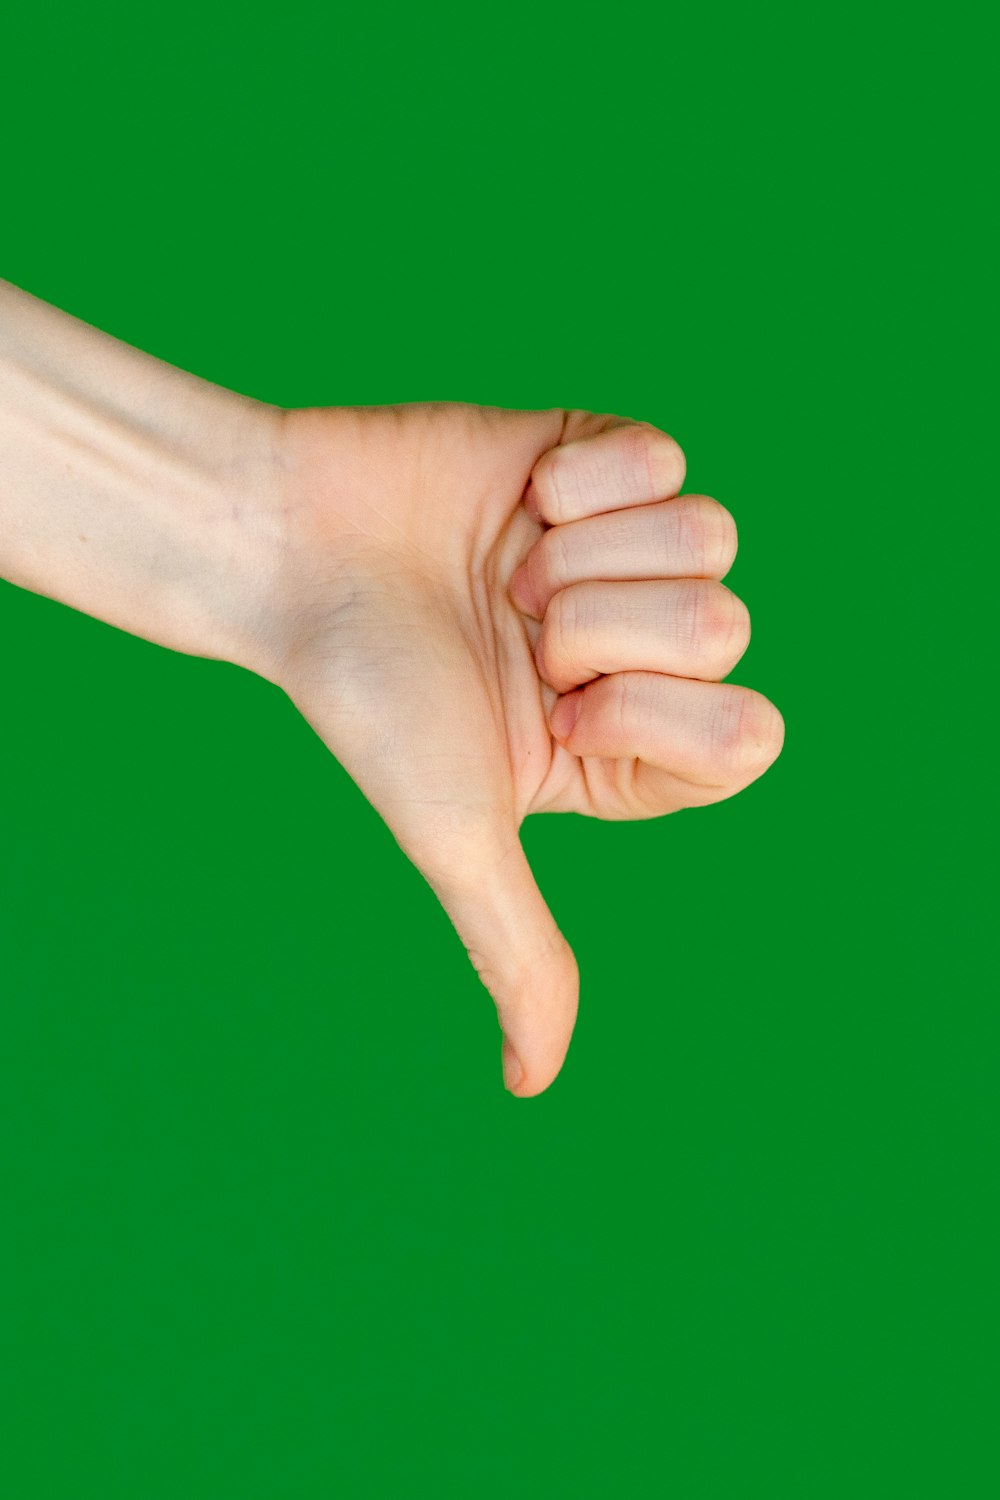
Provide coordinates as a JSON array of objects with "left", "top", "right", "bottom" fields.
[{"left": 426, "top": 834, "right": 578, "bottom": 1098}]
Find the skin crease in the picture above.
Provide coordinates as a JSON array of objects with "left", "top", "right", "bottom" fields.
[{"left": 259, "top": 402, "right": 786, "bottom": 1098}]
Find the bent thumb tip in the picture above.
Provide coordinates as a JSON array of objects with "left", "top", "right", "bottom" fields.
[
  {"left": 498, "top": 934, "right": 579, "bottom": 1099},
  {"left": 502, "top": 1036, "right": 525, "bottom": 1093},
  {"left": 426, "top": 830, "right": 579, "bottom": 1099}
]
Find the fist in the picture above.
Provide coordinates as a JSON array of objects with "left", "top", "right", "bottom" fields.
[{"left": 508, "top": 418, "right": 784, "bottom": 821}]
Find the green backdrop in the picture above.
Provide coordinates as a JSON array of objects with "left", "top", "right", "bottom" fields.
[{"left": 1, "top": 6, "right": 994, "bottom": 1497}]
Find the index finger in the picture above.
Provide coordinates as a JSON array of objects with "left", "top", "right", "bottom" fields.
[{"left": 524, "top": 418, "right": 686, "bottom": 526}]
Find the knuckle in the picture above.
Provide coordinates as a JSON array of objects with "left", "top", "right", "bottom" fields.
[
  {"left": 708, "top": 689, "right": 752, "bottom": 773},
  {"left": 538, "top": 523, "right": 572, "bottom": 596},
  {"left": 541, "top": 448, "right": 570, "bottom": 522},
  {"left": 679, "top": 580, "right": 725, "bottom": 655},
  {"left": 636, "top": 422, "right": 686, "bottom": 490},
  {"left": 723, "top": 588, "right": 752, "bottom": 661},
  {"left": 670, "top": 500, "right": 711, "bottom": 573},
  {"left": 742, "top": 695, "right": 785, "bottom": 773},
  {"left": 697, "top": 497, "right": 739, "bottom": 575},
  {"left": 690, "top": 582, "right": 749, "bottom": 661},
  {"left": 709, "top": 688, "right": 784, "bottom": 779},
  {"left": 673, "top": 497, "right": 739, "bottom": 577},
  {"left": 585, "top": 671, "right": 642, "bottom": 757},
  {"left": 542, "top": 583, "right": 582, "bottom": 666}
]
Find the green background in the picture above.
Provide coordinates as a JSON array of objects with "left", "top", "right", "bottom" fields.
[{"left": 1, "top": 5, "right": 994, "bottom": 1497}]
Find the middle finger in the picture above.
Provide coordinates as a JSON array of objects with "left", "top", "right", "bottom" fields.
[{"left": 535, "top": 577, "right": 752, "bottom": 695}]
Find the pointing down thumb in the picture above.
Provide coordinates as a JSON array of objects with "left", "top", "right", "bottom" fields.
[{"left": 428, "top": 836, "right": 579, "bottom": 1097}]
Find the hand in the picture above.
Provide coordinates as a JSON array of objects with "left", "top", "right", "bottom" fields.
[
  {"left": 0, "top": 279, "right": 779, "bottom": 1097},
  {"left": 268, "top": 403, "right": 784, "bottom": 1098}
]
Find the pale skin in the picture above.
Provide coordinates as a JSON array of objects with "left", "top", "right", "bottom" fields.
[{"left": 0, "top": 279, "right": 784, "bottom": 1097}]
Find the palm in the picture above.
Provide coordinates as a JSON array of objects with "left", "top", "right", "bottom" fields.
[{"left": 281, "top": 402, "right": 614, "bottom": 868}]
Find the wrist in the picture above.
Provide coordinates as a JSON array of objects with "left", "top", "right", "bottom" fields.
[
  {"left": 252, "top": 402, "right": 383, "bottom": 690},
  {"left": 0, "top": 278, "right": 295, "bottom": 681},
  {"left": 189, "top": 394, "right": 295, "bottom": 683}
]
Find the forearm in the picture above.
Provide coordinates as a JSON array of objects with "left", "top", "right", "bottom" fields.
[{"left": 0, "top": 278, "right": 288, "bottom": 675}]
